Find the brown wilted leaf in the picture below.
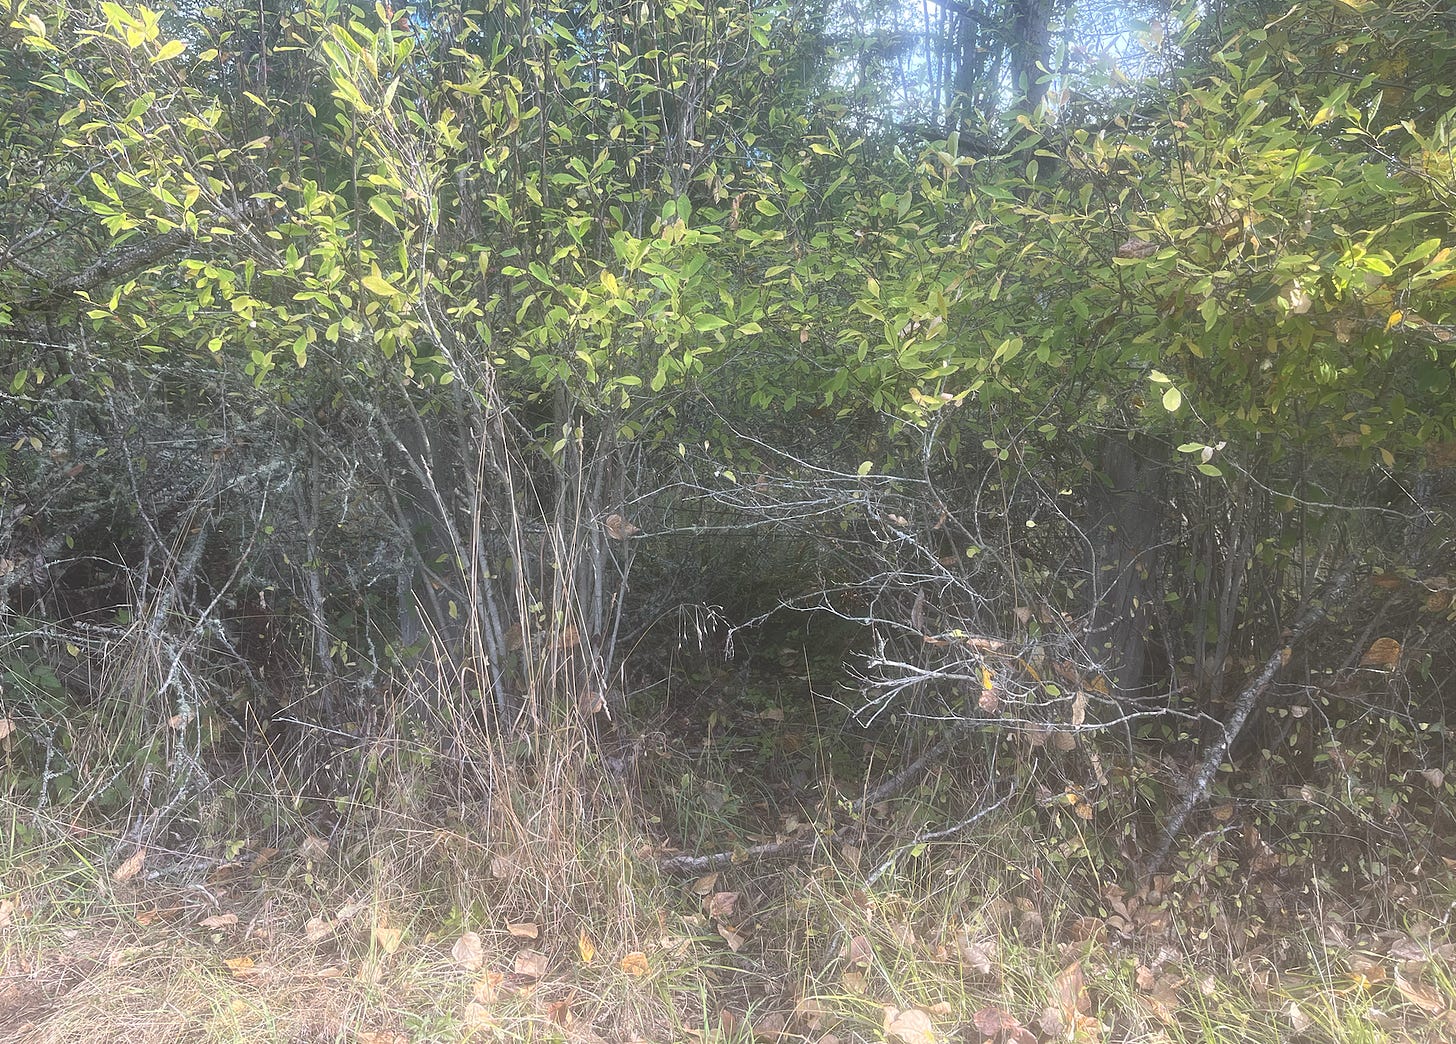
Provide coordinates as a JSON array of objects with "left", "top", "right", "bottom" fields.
[
  {"left": 472, "top": 971, "right": 503, "bottom": 1004},
  {"left": 690, "top": 872, "right": 719, "bottom": 896},
  {"left": 717, "top": 924, "right": 747, "bottom": 952},
  {"left": 298, "top": 834, "right": 329, "bottom": 860},
  {"left": 1360, "top": 637, "right": 1401, "bottom": 670},
  {"left": 706, "top": 892, "right": 739, "bottom": 920},
  {"left": 955, "top": 931, "right": 997, "bottom": 977},
  {"left": 0, "top": 718, "right": 15, "bottom": 741},
  {"left": 751, "top": 1011, "right": 787, "bottom": 1041},
  {"left": 841, "top": 970, "right": 866, "bottom": 994},
  {"left": 452, "top": 931, "right": 484, "bottom": 971},
  {"left": 883, "top": 1006, "right": 936, "bottom": 1044},
  {"left": 507, "top": 921, "right": 539, "bottom": 939},
  {"left": 1393, "top": 966, "right": 1447, "bottom": 1014},
  {"left": 463, "top": 1001, "right": 494, "bottom": 1029},
  {"left": 1116, "top": 236, "right": 1158, "bottom": 260},
  {"left": 374, "top": 925, "right": 404, "bottom": 954},
  {"left": 515, "top": 948, "right": 549, "bottom": 978},
  {"left": 304, "top": 916, "right": 334, "bottom": 943},
  {"left": 198, "top": 912, "right": 238, "bottom": 929},
  {"left": 843, "top": 934, "right": 873, "bottom": 968},
  {"left": 619, "top": 951, "right": 650, "bottom": 977},
  {"left": 113, "top": 848, "right": 146, "bottom": 883},
  {"left": 546, "top": 997, "right": 574, "bottom": 1027},
  {"left": 0, "top": 897, "right": 14, "bottom": 930},
  {"left": 490, "top": 852, "right": 521, "bottom": 880},
  {"left": 973, "top": 1005, "right": 1033, "bottom": 1039},
  {"left": 603, "top": 513, "right": 641, "bottom": 540}
]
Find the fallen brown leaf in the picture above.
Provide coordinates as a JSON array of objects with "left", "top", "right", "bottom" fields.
[
  {"left": 198, "top": 912, "right": 238, "bottom": 929},
  {"left": 507, "top": 921, "right": 539, "bottom": 939},
  {"left": 884, "top": 1006, "right": 936, "bottom": 1044},
  {"left": 706, "top": 892, "right": 739, "bottom": 920},
  {"left": 452, "top": 931, "right": 484, "bottom": 971},
  {"left": 515, "top": 948, "right": 549, "bottom": 978},
  {"left": 620, "top": 951, "right": 650, "bottom": 977}
]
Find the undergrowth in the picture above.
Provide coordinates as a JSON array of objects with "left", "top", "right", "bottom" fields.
[{"left": 2, "top": 650, "right": 1454, "bottom": 1044}]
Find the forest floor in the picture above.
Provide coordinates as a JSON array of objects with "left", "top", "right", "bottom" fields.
[{"left": 2, "top": 657, "right": 1454, "bottom": 1044}]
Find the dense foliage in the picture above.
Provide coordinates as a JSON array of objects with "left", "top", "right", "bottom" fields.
[{"left": 2, "top": 0, "right": 1454, "bottom": 868}]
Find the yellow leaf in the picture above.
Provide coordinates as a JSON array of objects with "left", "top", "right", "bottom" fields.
[
  {"left": 361, "top": 272, "right": 401, "bottom": 296},
  {"left": 152, "top": 39, "right": 185, "bottom": 62},
  {"left": 224, "top": 956, "right": 257, "bottom": 978},
  {"left": 577, "top": 930, "right": 596, "bottom": 964},
  {"left": 1386, "top": 310, "right": 1404, "bottom": 330},
  {"left": 113, "top": 848, "right": 146, "bottom": 882},
  {"left": 373, "top": 925, "right": 404, "bottom": 954},
  {"left": 619, "top": 951, "right": 650, "bottom": 977}
]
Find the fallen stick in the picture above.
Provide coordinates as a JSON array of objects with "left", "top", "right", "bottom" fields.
[
  {"left": 1145, "top": 566, "right": 1356, "bottom": 876},
  {"left": 657, "top": 720, "right": 972, "bottom": 876}
]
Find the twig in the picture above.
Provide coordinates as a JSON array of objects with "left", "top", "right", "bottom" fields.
[
  {"left": 865, "top": 785, "right": 1016, "bottom": 888},
  {"left": 1145, "top": 565, "right": 1358, "bottom": 876},
  {"left": 657, "top": 721, "right": 973, "bottom": 876}
]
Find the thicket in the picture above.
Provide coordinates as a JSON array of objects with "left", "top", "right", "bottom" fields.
[{"left": 2, "top": 0, "right": 1454, "bottom": 885}]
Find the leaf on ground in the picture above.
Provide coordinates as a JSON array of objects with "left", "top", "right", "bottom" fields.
[
  {"left": 463, "top": 1001, "right": 494, "bottom": 1029},
  {"left": 544, "top": 996, "right": 574, "bottom": 1027},
  {"left": 298, "top": 835, "right": 329, "bottom": 860},
  {"left": 452, "top": 931, "right": 484, "bottom": 970},
  {"left": 690, "top": 872, "right": 720, "bottom": 896},
  {"left": 515, "top": 948, "right": 549, "bottom": 978},
  {"left": 718, "top": 923, "right": 748, "bottom": 951},
  {"left": 373, "top": 925, "right": 404, "bottom": 955},
  {"left": 620, "top": 951, "right": 650, "bottom": 976},
  {"left": 0, "top": 898, "right": 14, "bottom": 929},
  {"left": 472, "top": 972, "right": 502, "bottom": 1004},
  {"left": 706, "top": 892, "right": 739, "bottom": 920},
  {"left": 507, "top": 921, "right": 539, "bottom": 939},
  {"left": 577, "top": 929, "right": 596, "bottom": 964},
  {"left": 304, "top": 916, "right": 335, "bottom": 942},
  {"left": 841, "top": 970, "right": 866, "bottom": 994},
  {"left": 972, "top": 1006, "right": 1035, "bottom": 1043},
  {"left": 198, "top": 912, "right": 238, "bottom": 929},
  {"left": 843, "top": 934, "right": 872, "bottom": 967},
  {"left": 751, "top": 1011, "right": 788, "bottom": 1041},
  {"left": 113, "top": 848, "right": 146, "bottom": 882},
  {"left": 224, "top": 956, "right": 258, "bottom": 978},
  {"left": 883, "top": 1006, "right": 936, "bottom": 1044},
  {"left": 1393, "top": 966, "right": 1447, "bottom": 1014}
]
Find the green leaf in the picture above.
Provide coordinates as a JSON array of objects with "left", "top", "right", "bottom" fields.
[
  {"left": 693, "top": 314, "right": 730, "bottom": 332},
  {"left": 368, "top": 196, "right": 397, "bottom": 226},
  {"left": 1162, "top": 386, "right": 1183, "bottom": 412},
  {"left": 1196, "top": 463, "right": 1222, "bottom": 477},
  {"left": 152, "top": 39, "right": 185, "bottom": 62}
]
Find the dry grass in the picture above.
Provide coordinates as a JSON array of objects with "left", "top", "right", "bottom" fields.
[{"left": 3, "top": 663, "right": 1455, "bottom": 1044}]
